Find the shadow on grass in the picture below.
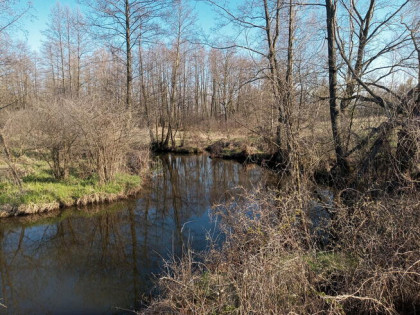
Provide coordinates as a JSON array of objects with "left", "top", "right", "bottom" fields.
[{"left": 22, "top": 172, "right": 58, "bottom": 184}]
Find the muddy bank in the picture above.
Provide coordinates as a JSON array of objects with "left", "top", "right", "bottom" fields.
[
  {"left": 204, "top": 140, "right": 351, "bottom": 187},
  {"left": 152, "top": 144, "right": 204, "bottom": 155},
  {"left": 205, "top": 140, "right": 285, "bottom": 169},
  {"left": 151, "top": 139, "right": 287, "bottom": 171}
]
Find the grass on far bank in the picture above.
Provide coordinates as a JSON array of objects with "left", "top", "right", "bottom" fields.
[{"left": 0, "top": 159, "right": 142, "bottom": 208}]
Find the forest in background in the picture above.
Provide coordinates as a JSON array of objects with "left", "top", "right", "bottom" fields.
[
  {"left": 0, "top": 0, "right": 419, "bottom": 313},
  {"left": 0, "top": 0, "right": 418, "bottom": 186}
]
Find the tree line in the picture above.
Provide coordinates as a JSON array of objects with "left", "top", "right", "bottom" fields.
[{"left": 0, "top": 0, "right": 419, "bottom": 186}]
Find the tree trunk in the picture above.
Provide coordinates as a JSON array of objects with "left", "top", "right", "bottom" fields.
[
  {"left": 125, "top": 0, "right": 133, "bottom": 120},
  {"left": 0, "top": 133, "right": 22, "bottom": 189},
  {"left": 139, "top": 43, "right": 155, "bottom": 143},
  {"left": 325, "top": 0, "right": 349, "bottom": 173}
]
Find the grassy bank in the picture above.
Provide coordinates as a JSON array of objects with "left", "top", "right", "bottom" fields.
[{"left": 0, "top": 159, "right": 144, "bottom": 217}]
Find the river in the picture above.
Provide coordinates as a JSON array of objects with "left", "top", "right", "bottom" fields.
[{"left": 0, "top": 154, "right": 274, "bottom": 314}]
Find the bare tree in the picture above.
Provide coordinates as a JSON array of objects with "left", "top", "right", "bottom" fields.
[
  {"left": 41, "top": 4, "right": 90, "bottom": 98},
  {"left": 85, "top": 0, "right": 167, "bottom": 117},
  {"left": 71, "top": 8, "right": 90, "bottom": 97},
  {"left": 0, "top": 0, "right": 32, "bottom": 111},
  {"left": 0, "top": 0, "right": 31, "bottom": 36},
  {"left": 331, "top": 0, "right": 418, "bottom": 179},
  {"left": 43, "top": 3, "right": 68, "bottom": 95},
  {"left": 325, "top": 0, "right": 349, "bottom": 173},
  {"left": 201, "top": 0, "right": 303, "bottom": 178},
  {"left": 147, "top": 0, "right": 197, "bottom": 150}
]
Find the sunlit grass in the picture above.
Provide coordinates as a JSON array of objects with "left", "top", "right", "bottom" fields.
[{"left": 0, "top": 161, "right": 142, "bottom": 207}]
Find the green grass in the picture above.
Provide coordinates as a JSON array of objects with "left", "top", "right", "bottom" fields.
[
  {"left": 307, "top": 251, "right": 358, "bottom": 275},
  {"left": 0, "top": 161, "right": 142, "bottom": 207}
]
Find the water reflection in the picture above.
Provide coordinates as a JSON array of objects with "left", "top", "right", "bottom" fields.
[{"left": 0, "top": 154, "right": 273, "bottom": 314}]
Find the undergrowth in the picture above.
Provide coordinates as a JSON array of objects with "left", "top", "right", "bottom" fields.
[{"left": 144, "top": 188, "right": 420, "bottom": 314}]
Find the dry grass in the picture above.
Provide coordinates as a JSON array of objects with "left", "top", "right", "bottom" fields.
[
  {"left": 143, "top": 187, "right": 420, "bottom": 314},
  {"left": 176, "top": 127, "right": 254, "bottom": 150}
]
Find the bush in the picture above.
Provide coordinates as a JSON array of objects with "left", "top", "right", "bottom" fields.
[{"left": 2, "top": 96, "right": 148, "bottom": 183}]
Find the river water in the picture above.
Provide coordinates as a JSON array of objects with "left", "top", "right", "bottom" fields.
[{"left": 0, "top": 154, "right": 274, "bottom": 314}]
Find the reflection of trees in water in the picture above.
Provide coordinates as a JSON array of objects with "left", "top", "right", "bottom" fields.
[{"left": 0, "top": 154, "right": 270, "bottom": 314}]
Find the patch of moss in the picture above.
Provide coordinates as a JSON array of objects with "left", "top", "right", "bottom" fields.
[{"left": 307, "top": 252, "right": 358, "bottom": 275}]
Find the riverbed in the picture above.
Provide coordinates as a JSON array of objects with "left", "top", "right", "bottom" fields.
[{"left": 0, "top": 154, "right": 274, "bottom": 314}]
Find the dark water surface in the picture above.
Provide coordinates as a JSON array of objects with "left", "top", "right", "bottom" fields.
[{"left": 0, "top": 154, "right": 273, "bottom": 314}]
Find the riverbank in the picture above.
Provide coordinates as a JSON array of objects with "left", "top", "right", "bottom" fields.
[
  {"left": 153, "top": 128, "right": 419, "bottom": 188},
  {"left": 151, "top": 129, "right": 280, "bottom": 168},
  {"left": 0, "top": 153, "right": 272, "bottom": 314},
  {"left": 144, "top": 189, "right": 420, "bottom": 314},
  {"left": 0, "top": 159, "right": 145, "bottom": 218}
]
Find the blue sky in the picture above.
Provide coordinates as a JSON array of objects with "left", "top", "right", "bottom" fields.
[
  {"left": 20, "top": 0, "right": 81, "bottom": 50},
  {"left": 17, "top": 0, "right": 219, "bottom": 52}
]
